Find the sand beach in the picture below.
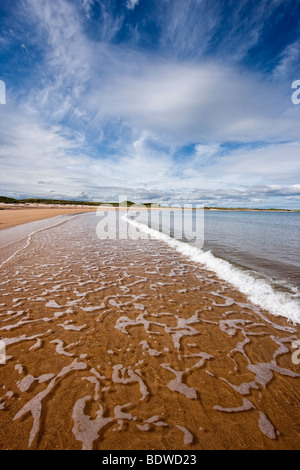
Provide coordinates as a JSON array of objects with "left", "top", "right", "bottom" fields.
[
  {"left": 0, "top": 211, "right": 299, "bottom": 450},
  {"left": 0, "top": 203, "right": 100, "bottom": 230}
]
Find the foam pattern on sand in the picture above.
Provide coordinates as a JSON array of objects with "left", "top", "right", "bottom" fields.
[{"left": 0, "top": 213, "right": 299, "bottom": 450}]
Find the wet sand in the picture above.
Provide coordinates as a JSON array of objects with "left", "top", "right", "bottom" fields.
[{"left": 0, "top": 213, "right": 299, "bottom": 450}]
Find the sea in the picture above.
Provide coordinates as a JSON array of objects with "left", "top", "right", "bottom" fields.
[{"left": 127, "top": 209, "right": 300, "bottom": 324}]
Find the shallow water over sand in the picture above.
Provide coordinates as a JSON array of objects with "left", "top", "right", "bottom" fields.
[
  {"left": 0, "top": 213, "right": 299, "bottom": 450},
  {"left": 137, "top": 210, "right": 300, "bottom": 290}
]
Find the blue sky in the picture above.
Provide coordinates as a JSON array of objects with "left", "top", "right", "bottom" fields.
[{"left": 0, "top": 0, "right": 300, "bottom": 208}]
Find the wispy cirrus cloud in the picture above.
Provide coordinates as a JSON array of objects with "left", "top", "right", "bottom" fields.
[
  {"left": 81, "top": 0, "right": 94, "bottom": 18},
  {"left": 273, "top": 39, "right": 300, "bottom": 79},
  {"left": 126, "top": 0, "right": 139, "bottom": 11}
]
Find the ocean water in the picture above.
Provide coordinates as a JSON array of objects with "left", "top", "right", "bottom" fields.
[
  {"left": 126, "top": 210, "right": 300, "bottom": 324},
  {"left": 203, "top": 211, "right": 300, "bottom": 289}
]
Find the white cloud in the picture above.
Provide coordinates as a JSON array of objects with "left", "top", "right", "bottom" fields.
[
  {"left": 209, "top": 142, "right": 300, "bottom": 186},
  {"left": 126, "top": 0, "right": 139, "bottom": 11},
  {"left": 1, "top": 98, "right": 299, "bottom": 207},
  {"left": 81, "top": 0, "right": 94, "bottom": 18},
  {"left": 91, "top": 57, "right": 300, "bottom": 144},
  {"left": 273, "top": 40, "right": 300, "bottom": 79},
  {"left": 17, "top": 0, "right": 300, "bottom": 147},
  {"left": 194, "top": 144, "right": 220, "bottom": 165}
]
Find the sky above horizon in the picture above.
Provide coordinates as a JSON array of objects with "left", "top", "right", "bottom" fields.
[{"left": 0, "top": 0, "right": 300, "bottom": 208}]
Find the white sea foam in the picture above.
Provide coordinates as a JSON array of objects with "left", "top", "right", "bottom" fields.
[
  {"left": 161, "top": 364, "right": 197, "bottom": 399},
  {"left": 123, "top": 215, "right": 300, "bottom": 324},
  {"left": 258, "top": 411, "right": 277, "bottom": 440},
  {"left": 112, "top": 365, "right": 149, "bottom": 401},
  {"left": 0, "top": 391, "right": 14, "bottom": 410},
  {"left": 175, "top": 425, "right": 194, "bottom": 445},
  {"left": 214, "top": 398, "right": 255, "bottom": 413},
  {"left": 14, "top": 359, "right": 87, "bottom": 447},
  {"left": 72, "top": 396, "right": 113, "bottom": 450}
]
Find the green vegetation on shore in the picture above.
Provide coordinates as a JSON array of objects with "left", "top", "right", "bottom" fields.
[
  {"left": 0, "top": 196, "right": 102, "bottom": 206},
  {"left": 0, "top": 196, "right": 159, "bottom": 208},
  {"left": 0, "top": 196, "right": 298, "bottom": 211}
]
